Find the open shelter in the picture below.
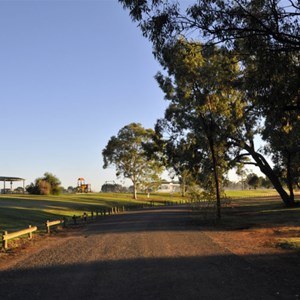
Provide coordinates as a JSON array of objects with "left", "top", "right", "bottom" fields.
[{"left": 0, "top": 176, "right": 25, "bottom": 194}]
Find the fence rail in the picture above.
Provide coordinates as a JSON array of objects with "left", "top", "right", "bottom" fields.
[
  {"left": 2, "top": 225, "right": 37, "bottom": 249},
  {"left": 46, "top": 220, "right": 65, "bottom": 234},
  {"left": 2, "top": 201, "right": 184, "bottom": 250}
]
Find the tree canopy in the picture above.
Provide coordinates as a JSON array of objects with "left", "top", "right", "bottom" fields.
[
  {"left": 102, "top": 122, "right": 163, "bottom": 199},
  {"left": 119, "top": 0, "right": 300, "bottom": 207},
  {"left": 153, "top": 40, "right": 247, "bottom": 217}
]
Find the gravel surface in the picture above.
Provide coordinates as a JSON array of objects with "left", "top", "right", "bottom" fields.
[{"left": 0, "top": 206, "right": 299, "bottom": 299}]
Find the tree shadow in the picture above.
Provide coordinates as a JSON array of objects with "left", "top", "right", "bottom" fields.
[
  {"left": 0, "top": 254, "right": 299, "bottom": 300},
  {"left": 85, "top": 207, "right": 195, "bottom": 234}
]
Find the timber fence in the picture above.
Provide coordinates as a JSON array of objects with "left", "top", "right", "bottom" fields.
[
  {"left": 2, "top": 225, "right": 37, "bottom": 250},
  {"left": 1, "top": 200, "right": 186, "bottom": 250}
]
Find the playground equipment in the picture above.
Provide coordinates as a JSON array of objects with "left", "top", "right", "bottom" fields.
[{"left": 76, "top": 178, "right": 91, "bottom": 193}]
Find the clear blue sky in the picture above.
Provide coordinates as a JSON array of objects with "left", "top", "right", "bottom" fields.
[
  {"left": 0, "top": 0, "right": 168, "bottom": 191},
  {"left": 0, "top": 0, "right": 264, "bottom": 192}
]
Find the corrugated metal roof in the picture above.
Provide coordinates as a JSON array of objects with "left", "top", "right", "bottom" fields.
[{"left": 0, "top": 176, "right": 25, "bottom": 181}]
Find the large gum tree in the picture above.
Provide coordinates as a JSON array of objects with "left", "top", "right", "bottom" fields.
[
  {"left": 119, "top": 0, "right": 300, "bottom": 207},
  {"left": 153, "top": 40, "right": 251, "bottom": 218},
  {"left": 102, "top": 122, "right": 163, "bottom": 199}
]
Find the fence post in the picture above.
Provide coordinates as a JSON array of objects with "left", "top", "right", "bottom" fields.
[
  {"left": 91, "top": 211, "right": 94, "bottom": 220},
  {"left": 2, "top": 231, "right": 8, "bottom": 249},
  {"left": 28, "top": 225, "right": 33, "bottom": 240},
  {"left": 63, "top": 217, "right": 67, "bottom": 228},
  {"left": 46, "top": 220, "right": 50, "bottom": 234}
]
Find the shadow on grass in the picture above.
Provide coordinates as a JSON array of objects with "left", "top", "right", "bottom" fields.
[
  {"left": 0, "top": 194, "right": 171, "bottom": 230},
  {"left": 217, "top": 200, "right": 300, "bottom": 229},
  {"left": 0, "top": 254, "right": 299, "bottom": 300},
  {"left": 0, "top": 207, "right": 65, "bottom": 231},
  {"left": 0, "top": 196, "right": 123, "bottom": 211},
  {"left": 190, "top": 197, "right": 300, "bottom": 230}
]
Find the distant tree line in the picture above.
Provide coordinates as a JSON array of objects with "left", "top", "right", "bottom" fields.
[
  {"left": 101, "top": 183, "right": 128, "bottom": 193},
  {"left": 224, "top": 174, "right": 273, "bottom": 190}
]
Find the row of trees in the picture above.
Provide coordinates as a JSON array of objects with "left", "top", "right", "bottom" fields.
[
  {"left": 245, "top": 173, "right": 273, "bottom": 190},
  {"left": 110, "top": 0, "right": 300, "bottom": 212}
]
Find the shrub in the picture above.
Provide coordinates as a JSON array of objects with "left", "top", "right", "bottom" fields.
[{"left": 26, "top": 172, "right": 62, "bottom": 195}]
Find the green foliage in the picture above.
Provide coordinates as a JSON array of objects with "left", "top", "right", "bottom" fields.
[
  {"left": 119, "top": 0, "right": 300, "bottom": 207},
  {"left": 261, "top": 177, "right": 273, "bottom": 189},
  {"left": 26, "top": 172, "right": 62, "bottom": 195},
  {"left": 153, "top": 40, "right": 247, "bottom": 218},
  {"left": 102, "top": 123, "right": 164, "bottom": 199},
  {"left": 247, "top": 173, "right": 260, "bottom": 190},
  {"left": 276, "top": 238, "right": 300, "bottom": 250},
  {"left": 101, "top": 183, "right": 127, "bottom": 193}
]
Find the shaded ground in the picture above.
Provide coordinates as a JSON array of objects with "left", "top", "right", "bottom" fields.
[{"left": 0, "top": 205, "right": 299, "bottom": 299}]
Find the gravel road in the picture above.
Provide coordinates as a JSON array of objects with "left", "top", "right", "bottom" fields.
[{"left": 0, "top": 206, "right": 299, "bottom": 299}]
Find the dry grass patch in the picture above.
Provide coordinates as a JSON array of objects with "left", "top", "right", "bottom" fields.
[{"left": 197, "top": 195, "right": 300, "bottom": 256}]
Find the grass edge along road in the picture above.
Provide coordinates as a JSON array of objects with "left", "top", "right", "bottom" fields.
[
  {"left": 0, "top": 189, "right": 282, "bottom": 231},
  {"left": 0, "top": 192, "right": 187, "bottom": 232},
  {"left": 1, "top": 189, "right": 299, "bottom": 250}
]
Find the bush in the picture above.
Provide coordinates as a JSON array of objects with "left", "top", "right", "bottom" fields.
[{"left": 26, "top": 172, "right": 62, "bottom": 195}]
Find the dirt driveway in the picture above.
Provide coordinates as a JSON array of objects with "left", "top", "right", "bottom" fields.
[{"left": 0, "top": 206, "right": 299, "bottom": 299}]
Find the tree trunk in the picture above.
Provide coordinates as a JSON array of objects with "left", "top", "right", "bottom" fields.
[
  {"left": 209, "top": 137, "right": 221, "bottom": 220},
  {"left": 245, "top": 144, "right": 294, "bottom": 207},
  {"left": 132, "top": 175, "right": 138, "bottom": 200},
  {"left": 180, "top": 176, "right": 186, "bottom": 197},
  {"left": 286, "top": 151, "right": 295, "bottom": 204}
]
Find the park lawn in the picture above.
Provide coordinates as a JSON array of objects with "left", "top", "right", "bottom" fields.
[
  {"left": 215, "top": 189, "right": 300, "bottom": 227},
  {"left": 0, "top": 189, "right": 297, "bottom": 232},
  {"left": 0, "top": 192, "right": 185, "bottom": 232},
  {"left": 224, "top": 189, "right": 280, "bottom": 198},
  {"left": 0, "top": 189, "right": 299, "bottom": 251},
  {"left": 1, "top": 189, "right": 299, "bottom": 249}
]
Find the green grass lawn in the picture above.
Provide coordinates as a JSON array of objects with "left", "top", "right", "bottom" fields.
[
  {"left": 0, "top": 192, "right": 186, "bottom": 232},
  {"left": 0, "top": 189, "right": 298, "bottom": 233},
  {"left": 224, "top": 189, "right": 280, "bottom": 198},
  {"left": 1, "top": 189, "right": 300, "bottom": 250}
]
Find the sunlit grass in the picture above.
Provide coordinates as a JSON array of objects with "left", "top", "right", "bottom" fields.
[
  {"left": 1, "top": 189, "right": 298, "bottom": 233},
  {"left": 225, "top": 189, "right": 279, "bottom": 198},
  {"left": 0, "top": 192, "right": 185, "bottom": 232},
  {"left": 276, "top": 238, "right": 300, "bottom": 250}
]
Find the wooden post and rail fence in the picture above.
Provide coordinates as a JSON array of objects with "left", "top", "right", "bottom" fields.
[
  {"left": 2, "top": 225, "right": 37, "bottom": 250},
  {"left": 1, "top": 200, "right": 184, "bottom": 250},
  {"left": 45, "top": 219, "right": 65, "bottom": 235}
]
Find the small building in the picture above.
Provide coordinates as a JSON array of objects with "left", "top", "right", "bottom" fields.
[
  {"left": 0, "top": 176, "right": 26, "bottom": 194},
  {"left": 157, "top": 181, "right": 180, "bottom": 193}
]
